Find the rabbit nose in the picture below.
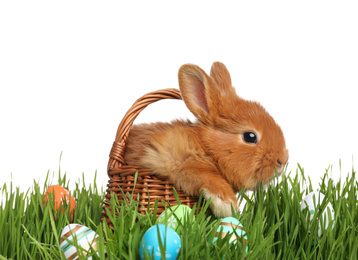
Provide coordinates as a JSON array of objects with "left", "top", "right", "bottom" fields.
[{"left": 277, "top": 160, "right": 282, "bottom": 166}]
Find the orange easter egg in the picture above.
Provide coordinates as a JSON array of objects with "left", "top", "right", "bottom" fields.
[{"left": 43, "top": 185, "right": 76, "bottom": 216}]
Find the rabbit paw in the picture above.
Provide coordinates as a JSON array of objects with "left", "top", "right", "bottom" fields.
[{"left": 202, "top": 189, "right": 238, "bottom": 217}]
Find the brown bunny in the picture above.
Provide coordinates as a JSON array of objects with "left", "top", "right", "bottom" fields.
[{"left": 124, "top": 62, "right": 289, "bottom": 217}]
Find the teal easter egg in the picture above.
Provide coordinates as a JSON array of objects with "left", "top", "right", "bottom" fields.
[
  {"left": 139, "top": 224, "right": 181, "bottom": 260},
  {"left": 156, "top": 205, "right": 192, "bottom": 234},
  {"left": 213, "top": 217, "right": 248, "bottom": 252}
]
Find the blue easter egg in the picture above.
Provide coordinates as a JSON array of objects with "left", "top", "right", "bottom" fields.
[
  {"left": 213, "top": 217, "right": 248, "bottom": 252},
  {"left": 139, "top": 224, "right": 181, "bottom": 260}
]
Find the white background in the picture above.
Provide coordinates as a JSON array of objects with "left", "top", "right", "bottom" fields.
[{"left": 1, "top": 1, "right": 357, "bottom": 196}]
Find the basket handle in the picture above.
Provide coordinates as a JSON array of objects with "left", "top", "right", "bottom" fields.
[{"left": 108, "top": 88, "right": 182, "bottom": 175}]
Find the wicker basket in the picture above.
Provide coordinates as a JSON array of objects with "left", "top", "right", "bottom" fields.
[{"left": 102, "top": 88, "right": 200, "bottom": 224}]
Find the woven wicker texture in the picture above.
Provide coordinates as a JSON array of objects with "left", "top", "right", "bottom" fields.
[{"left": 102, "top": 89, "right": 200, "bottom": 223}]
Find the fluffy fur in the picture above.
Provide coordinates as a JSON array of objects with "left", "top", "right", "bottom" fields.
[{"left": 124, "top": 62, "right": 289, "bottom": 217}]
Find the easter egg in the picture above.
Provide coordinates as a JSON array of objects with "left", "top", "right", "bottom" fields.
[
  {"left": 139, "top": 224, "right": 181, "bottom": 260},
  {"left": 60, "top": 224, "right": 100, "bottom": 260},
  {"left": 300, "top": 191, "right": 335, "bottom": 237},
  {"left": 43, "top": 185, "right": 76, "bottom": 216},
  {"left": 213, "top": 217, "right": 248, "bottom": 252},
  {"left": 156, "top": 205, "right": 192, "bottom": 234}
]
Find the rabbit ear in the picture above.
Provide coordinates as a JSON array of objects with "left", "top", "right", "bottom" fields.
[
  {"left": 178, "top": 64, "right": 216, "bottom": 122},
  {"left": 210, "top": 62, "right": 232, "bottom": 90},
  {"left": 178, "top": 62, "right": 236, "bottom": 124}
]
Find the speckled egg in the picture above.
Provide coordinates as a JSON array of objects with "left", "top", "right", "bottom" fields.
[
  {"left": 213, "top": 217, "right": 248, "bottom": 252},
  {"left": 156, "top": 205, "right": 192, "bottom": 234},
  {"left": 300, "top": 191, "right": 335, "bottom": 237},
  {"left": 43, "top": 185, "right": 76, "bottom": 216},
  {"left": 139, "top": 224, "right": 181, "bottom": 260},
  {"left": 60, "top": 224, "right": 100, "bottom": 260}
]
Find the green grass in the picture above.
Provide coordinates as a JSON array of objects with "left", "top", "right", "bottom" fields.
[{"left": 0, "top": 165, "right": 357, "bottom": 259}]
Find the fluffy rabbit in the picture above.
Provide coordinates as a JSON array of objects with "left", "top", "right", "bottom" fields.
[{"left": 124, "top": 62, "right": 288, "bottom": 217}]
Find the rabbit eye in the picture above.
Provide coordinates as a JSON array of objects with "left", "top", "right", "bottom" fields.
[{"left": 243, "top": 132, "right": 257, "bottom": 144}]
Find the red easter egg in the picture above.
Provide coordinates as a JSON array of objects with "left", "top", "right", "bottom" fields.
[{"left": 43, "top": 185, "right": 76, "bottom": 217}]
